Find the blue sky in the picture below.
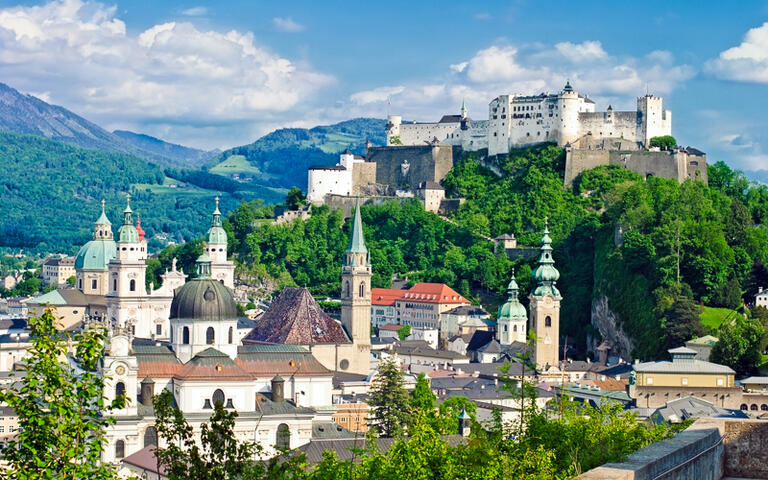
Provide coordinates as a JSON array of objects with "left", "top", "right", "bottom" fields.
[{"left": 1, "top": 0, "right": 767, "bottom": 171}]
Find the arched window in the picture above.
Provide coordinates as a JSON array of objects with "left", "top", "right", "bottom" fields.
[
  {"left": 276, "top": 423, "right": 290, "bottom": 450},
  {"left": 182, "top": 327, "right": 190, "bottom": 344},
  {"left": 741, "top": 404, "right": 748, "bottom": 411},
  {"left": 762, "top": 404, "right": 768, "bottom": 411},
  {"left": 115, "top": 381, "right": 125, "bottom": 399},
  {"left": 212, "top": 389, "right": 225, "bottom": 407},
  {"left": 751, "top": 404, "right": 758, "bottom": 411},
  {"left": 206, "top": 327, "right": 215, "bottom": 345},
  {"left": 359, "top": 282, "right": 366, "bottom": 298},
  {"left": 144, "top": 426, "right": 158, "bottom": 447},
  {"left": 344, "top": 281, "right": 350, "bottom": 298},
  {"left": 115, "top": 439, "right": 125, "bottom": 459},
  {"left": 129, "top": 279, "right": 136, "bottom": 292},
  {"left": 228, "top": 326, "right": 233, "bottom": 344},
  {"left": 545, "top": 316, "right": 552, "bottom": 327}
]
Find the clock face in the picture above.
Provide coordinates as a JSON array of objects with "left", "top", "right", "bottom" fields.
[
  {"left": 545, "top": 297, "right": 553, "bottom": 305},
  {"left": 115, "top": 366, "right": 126, "bottom": 375}
]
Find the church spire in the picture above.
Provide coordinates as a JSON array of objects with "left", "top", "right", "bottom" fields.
[
  {"left": 207, "top": 196, "right": 227, "bottom": 245},
  {"left": 347, "top": 198, "right": 367, "bottom": 255},
  {"left": 93, "top": 200, "right": 113, "bottom": 240},
  {"left": 532, "top": 218, "right": 560, "bottom": 297},
  {"left": 117, "top": 194, "right": 139, "bottom": 243},
  {"left": 212, "top": 196, "right": 222, "bottom": 227}
]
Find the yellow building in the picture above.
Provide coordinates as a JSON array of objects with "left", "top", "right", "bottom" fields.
[
  {"left": 332, "top": 403, "right": 369, "bottom": 433},
  {"left": 630, "top": 347, "right": 737, "bottom": 409}
]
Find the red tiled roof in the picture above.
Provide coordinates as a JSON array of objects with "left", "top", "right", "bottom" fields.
[
  {"left": 136, "top": 355, "right": 182, "bottom": 378},
  {"left": 122, "top": 446, "right": 166, "bottom": 475},
  {"left": 372, "top": 283, "right": 469, "bottom": 306},
  {"left": 243, "top": 287, "right": 350, "bottom": 345},
  {"left": 378, "top": 324, "right": 403, "bottom": 331},
  {"left": 173, "top": 348, "right": 254, "bottom": 382}
]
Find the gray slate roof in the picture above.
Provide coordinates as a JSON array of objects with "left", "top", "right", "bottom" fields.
[{"left": 634, "top": 358, "right": 735, "bottom": 375}]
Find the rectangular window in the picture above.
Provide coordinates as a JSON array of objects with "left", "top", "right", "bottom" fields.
[
  {"left": 0, "top": 426, "right": 4, "bottom": 433},
  {"left": 646, "top": 377, "right": 653, "bottom": 385},
  {"left": 156, "top": 324, "right": 162, "bottom": 335},
  {"left": 717, "top": 378, "right": 724, "bottom": 386},
  {"left": 91, "top": 279, "right": 97, "bottom": 289},
  {"left": 681, "top": 378, "right": 688, "bottom": 385}
]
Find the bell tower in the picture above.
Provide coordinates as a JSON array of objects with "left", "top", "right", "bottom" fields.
[
  {"left": 340, "top": 199, "right": 371, "bottom": 373},
  {"left": 529, "top": 220, "right": 562, "bottom": 371},
  {"left": 205, "top": 197, "right": 234, "bottom": 288}
]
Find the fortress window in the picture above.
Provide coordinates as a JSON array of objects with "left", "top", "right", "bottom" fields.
[
  {"left": 129, "top": 279, "right": 136, "bottom": 291},
  {"left": 206, "top": 327, "right": 215, "bottom": 345},
  {"left": 182, "top": 327, "right": 190, "bottom": 344}
]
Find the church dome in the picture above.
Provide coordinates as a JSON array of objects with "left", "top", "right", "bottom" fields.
[
  {"left": 171, "top": 251, "right": 236, "bottom": 321},
  {"left": 207, "top": 197, "right": 227, "bottom": 245},
  {"left": 498, "top": 274, "right": 527, "bottom": 320},
  {"left": 74, "top": 239, "right": 116, "bottom": 270},
  {"left": 117, "top": 195, "right": 139, "bottom": 243}
]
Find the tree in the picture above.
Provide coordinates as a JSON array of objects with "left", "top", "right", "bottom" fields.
[
  {"left": 663, "top": 296, "right": 706, "bottom": 349},
  {"left": 285, "top": 186, "right": 306, "bottom": 211},
  {"left": 66, "top": 275, "right": 76, "bottom": 285},
  {"left": 368, "top": 356, "right": 411, "bottom": 437},
  {"left": 711, "top": 318, "right": 765, "bottom": 376},
  {"left": 648, "top": 135, "right": 676, "bottom": 151},
  {"left": 410, "top": 373, "right": 436, "bottom": 412},
  {"left": 0, "top": 308, "right": 125, "bottom": 479},
  {"left": 397, "top": 324, "right": 411, "bottom": 341}
]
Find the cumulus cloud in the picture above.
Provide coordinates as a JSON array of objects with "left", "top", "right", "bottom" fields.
[
  {"left": 272, "top": 17, "right": 305, "bottom": 33},
  {"left": 706, "top": 22, "right": 768, "bottom": 83},
  {"left": 349, "top": 86, "right": 405, "bottom": 105},
  {"left": 180, "top": 6, "right": 207, "bottom": 16},
  {"left": 0, "top": 0, "right": 332, "bottom": 148},
  {"left": 347, "top": 40, "right": 694, "bottom": 123}
]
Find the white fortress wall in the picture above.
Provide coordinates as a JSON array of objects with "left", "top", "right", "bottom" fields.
[
  {"left": 307, "top": 167, "right": 352, "bottom": 204},
  {"left": 578, "top": 111, "right": 638, "bottom": 141}
]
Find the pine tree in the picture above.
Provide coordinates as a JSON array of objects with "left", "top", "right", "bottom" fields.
[{"left": 368, "top": 356, "right": 411, "bottom": 437}]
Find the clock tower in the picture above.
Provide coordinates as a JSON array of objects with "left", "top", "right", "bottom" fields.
[{"left": 529, "top": 220, "right": 562, "bottom": 371}]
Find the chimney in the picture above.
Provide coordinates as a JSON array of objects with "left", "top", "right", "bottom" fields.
[
  {"left": 271, "top": 374, "right": 285, "bottom": 402},
  {"left": 140, "top": 377, "right": 155, "bottom": 406}
]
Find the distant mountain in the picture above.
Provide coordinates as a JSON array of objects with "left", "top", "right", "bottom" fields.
[
  {"left": 113, "top": 130, "right": 218, "bottom": 167},
  {"left": 208, "top": 118, "right": 386, "bottom": 190},
  {"left": 0, "top": 82, "right": 201, "bottom": 169}
]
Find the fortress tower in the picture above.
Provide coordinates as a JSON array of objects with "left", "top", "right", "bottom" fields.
[
  {"left": 529, "top": 221, "right": 562, "bottom": 371},
  {"left": 556, "top": 81, "right": 580, "bottom": 146},
  {"left": 637, "top": 94, "right": 672, "bottom": 147},
  {"left": 386, "top": 115, "right": 402, "bottom": 146}
]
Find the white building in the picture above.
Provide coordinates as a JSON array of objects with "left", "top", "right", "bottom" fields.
[
  {"left": 307, "top": 149, "right": 366, "bottom": 204},
  {"left": 387, "top": 82, "right": 672, "bottom": 156}
]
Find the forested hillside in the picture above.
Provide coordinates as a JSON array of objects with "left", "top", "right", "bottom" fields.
[
  {"left": 208, "top": 118, "right": 386, "bottom": 190},
  {"left": 113, "top": 130, "right": 218, "bottom": 167},
  {"left": 0, "top": 132, "right": 271, "bottom": 254}
]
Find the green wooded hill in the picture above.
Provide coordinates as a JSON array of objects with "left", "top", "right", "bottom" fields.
[
  {"left": 208, "top": 118, "right": 386, "bottom": 190},
  {"left": 218, "top": 144, "right": 768, "bottom": 362},
  {"left": 0, "top": 131, "right": 277, "bottom": 254}
]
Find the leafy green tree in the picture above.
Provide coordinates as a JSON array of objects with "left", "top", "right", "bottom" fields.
[
  {"left": 649, "top": 135, "right": 676, "bottom": 150},
  {"left": 410, "top": 373, "right": 436, "bottom": 412},
  {"left": 368, "top": 356, "right": 411, "bottom": 437},
  {"left": 711, "top": 318, "right": 765, "bottom": 376},
  {"left": 66, "top": 275, "right": 76, "bottom": 285},
  {"left": 285, "top": 186, "right": 306, "bottom": 211},
  {"left": 0, "top": 308, "right": 125, "bottom": 479},
  {"left": 663, "top": 296, "right": 706, "bottom": 349},
  {"left": 397, "top": 324, "right": 411, "bottom": 341}
]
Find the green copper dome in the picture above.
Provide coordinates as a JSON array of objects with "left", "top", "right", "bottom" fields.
[
  {"left": 75, "top": 239, "right": 117, "bottom": 270},
  {"left": 532, "top": 221, "right": 561, "bottom": 297},
  {"left": 498, "top": 271, "right": 527, "bottom": 319},
  {"left": 207, "top": 197, "right": 227, "bottom": 245},
  {"left": 171, "top": 253, "right": 236, "bottom": 321},
  {"left": 117, "top": 195, "right": 139, "bottom": 244}
]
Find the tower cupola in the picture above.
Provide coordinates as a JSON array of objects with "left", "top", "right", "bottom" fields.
[
  {"left": 117, "top": 195, "right": 139, "bottom": 244},
  {"left": 94, "top": 199, "right": 113, "bottom": 240},
  {"left": 532, "top": 219, "right": 560, "bottom": 297}
]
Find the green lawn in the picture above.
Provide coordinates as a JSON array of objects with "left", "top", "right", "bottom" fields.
[
  {"left": 699, "top": 305, "right": 738, "bottom": 330},
  {"left": 209, "top": 155, "right": 268, "bottom": 177},
  {"left": 133, "top": 177, "right": 215, "bottom": 196}
]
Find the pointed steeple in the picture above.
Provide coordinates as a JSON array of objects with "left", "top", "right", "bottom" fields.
[
  {"left": 347, "top": 198, "right": 367, "bottom": 254},
  {"left": 460, "top": 98, "right": 467, "bottom": 118},
  {"left": 93, "top": 200, "right": 113, "bottom": 240},
  {"left": 96, "top": 199, "right": 111, "bottom": 225},
  {"left": 207, "top": 196, "right": 227, "bottom": 245},
  {"left": 117, "top": 194, "right": 139, "bottom": 243},
  {"left": 212, "top": 196, "right": 222, "bottom": 226},
  {"left": 532, "top": 218, "right": 560, "bottom": 297}
]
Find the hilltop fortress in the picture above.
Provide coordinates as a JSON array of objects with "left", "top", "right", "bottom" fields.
[{"left": 386, "top": 82, "right": 707, "bottom": 185}]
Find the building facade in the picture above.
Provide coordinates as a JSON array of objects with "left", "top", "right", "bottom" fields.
[{"left": 40, "top": 256, "right": 75, "bottom": 285}]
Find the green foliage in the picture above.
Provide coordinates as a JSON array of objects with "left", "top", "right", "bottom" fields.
[
  {"left": 661, "top": 292, "right": 706, "bottom": 349},
  {"left": 285, "top": 186, "right": 306, "bottom": 210},
  {"left": 66, "top": 275, "right": 76, "bottom": 285},
  {"left": 0, "top": 308, "right": 125, "bottom": 479},
  {"left": 1, "top": 270, "right": 44, "bottom": 298},
  {"left": 711, "top": 317, "right": 766, "bottom": 376},
  {"left": 649, "top": 135, "right": 676, "bottom": 150},
  {"left": 368, "top": 356, "right": 411, "bottom": 437},
  {"left": 397, "top": 324, "right": 411, "bottom": 341}
]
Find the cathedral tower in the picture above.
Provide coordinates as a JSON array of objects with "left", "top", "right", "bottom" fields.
[
  {"left": 529, "top": 220, "right": 561, "bottom": 371},
  {"left": 205, "top": 197, "right": 234, "bottom": 288},
  {"left": 340, "top": 199, "right": 372, "bottom": 373},
  {"left": 497, "top": 270, "right": 527, "bottom": 345}
]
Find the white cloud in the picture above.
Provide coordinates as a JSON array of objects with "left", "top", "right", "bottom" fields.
[
  {"left": 180, "top": 6, "right": 207, "bottom": 16},
  {"left": 450, "top": 62, "right": 468, "bottom": 73},
  {"left": 349, "top": 86, "right": 405, "bottom": 105},
  {"left": 272, "top": 17, "right": 305, "bottom": 33},
  {"left": 554, "top": 41, "right": 607, "bottom": 62},
  {"left": 706, "top": 22, "right": 768, "bottom": 83},
  {"left": 0, "top": 0, "right": 332, "bottom": 149}
]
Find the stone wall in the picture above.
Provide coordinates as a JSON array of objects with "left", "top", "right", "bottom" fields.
[
  {"left": 368, "top": 145, "right": 454, "bottom": 191},
  {"left": 564, "top": 148, "right": 708, "bottom": 187},
  {"left": 352, "top": 161, "right": 376, "bottom": 187},
  {"left": 722, "top": 420, "right": 768, "bottom": 478}
]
